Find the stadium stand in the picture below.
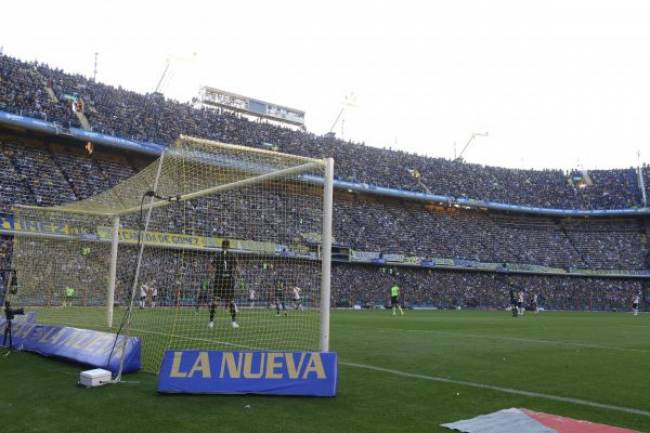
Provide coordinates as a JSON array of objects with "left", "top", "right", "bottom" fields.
[
  {"left": 0, "top": 53, "right": 648, "bottom": 311},
  {"left": 332, "top": 265, "right": 643, "bottom": 310},
  {"left": 0, "top": 53, "right": 646, "bottom": 210}
]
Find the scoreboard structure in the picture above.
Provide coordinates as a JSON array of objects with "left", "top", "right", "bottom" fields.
[{"left": 197, "top": 86, "right": 306, "bottom": 129}]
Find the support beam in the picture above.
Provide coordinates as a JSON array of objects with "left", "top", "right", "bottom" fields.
[
  {"left": 178, "top": 135, "right": 321, "bottom": 164},
  {"left": 638, "top": 165, "right": 647, "bottom": 207},
  {"left": 115, "top": 151, "right": 166, "bottom": 382},
  {"left": 113, "top": 160, "right": 323, "bottom": 217},
  {"left": 107, "top": 215, "right": 119, "bottom": 328},
  {"left": 12, "top": 204, "right": 113, "bottom": 217},
  {"left": 319, "top": 157, "right": 334, "bottom": 352}
]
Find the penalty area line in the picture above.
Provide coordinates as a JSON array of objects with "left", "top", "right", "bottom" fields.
[
  {"left": 340, "top": 361, "right": 650, "bottom": 418},
  {"left": 128, "top": 327, "right": 263, "bottom": 351}
]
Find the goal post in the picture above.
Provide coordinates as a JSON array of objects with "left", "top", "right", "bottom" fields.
[
  {"left": 320, "top": 157, "right": 334, "bottom": 352},
  {"left": 8, "top": 136, "right": 334, "bottom": 374},
  {"left": 106, "top": 215, "right": 119, "bottom": 328}
]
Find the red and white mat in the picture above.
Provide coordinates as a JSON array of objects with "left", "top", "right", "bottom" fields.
[{"left": 441, "top": 408, "right": 640, "bottom": 433}]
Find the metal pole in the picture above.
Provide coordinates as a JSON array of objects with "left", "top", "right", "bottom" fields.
[
  {"left": 114, "top": 161, "right": 323, "bottom": 217},
  {"left": 93, "top": 52, "right": 99, "bottom": 82},
  {"left": 114, "top": 151, "right": 165, "bottom": 382},
  {"left": 637, "top": 151, "right": 647, "bottom": 207},
  {"left": 638, "top": 166, "right": 647, "bottom": 207},
  {"left": 106, "top": 216, "right": 119, "bottom": 328},
  {"left": 319, "top": 158, "right": 334, "bottom": 352}
]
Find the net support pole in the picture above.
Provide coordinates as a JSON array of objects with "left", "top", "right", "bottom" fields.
[
  {"left": 106, "top": 215, "right": 120, "bottom": 328},
  {"left": 319, "top": 157, "right": 334, "bottom": 352},
  {"left": 114, "top": 151, "right": 166, "bottom": 382}
]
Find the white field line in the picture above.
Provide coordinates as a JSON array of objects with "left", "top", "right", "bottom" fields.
[
  {"left": 128, "top": 327, "right": 267, "bottom": 351},
  {"left": 64, "top": 325, "right": 650, "bottom": 418},
  {"left": 341, "top": 361, "right": 650, "bottom": 418},
  {"left": 333, "top": 325, "right": 650, "bottom": 354}
]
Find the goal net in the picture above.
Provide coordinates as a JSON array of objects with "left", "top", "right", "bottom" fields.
[{"left": 8, "top": 136, "right": 333, "bottom": 374}]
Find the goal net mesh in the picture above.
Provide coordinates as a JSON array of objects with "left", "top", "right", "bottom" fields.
[{"left": 10, "top": 136, "right": 326, "bottom": 373}]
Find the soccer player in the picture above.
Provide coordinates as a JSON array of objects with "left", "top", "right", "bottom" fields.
[
  {"left": 532, "top": 293, "right": 539, "bottom": 314},
  {"left": 63, "top": 286, "right": 75, "bottom": 307},
  {"left": 151, "top": 283, "right": 158, "bottom": 308},
  {"left": 195, "top": 276, "right": 211, "bottom": 311},
  {"left": 249, "top": 287, "right": 256, "bottom": 309},
  {"left": 633, "top": 293, "right": 640, "bottom": 316},
  {"left": 274, "top": 278, "right": 288, "bottom": 316},
  {"left": 292, "top": 285, "right": 304, "bottom": 312},
  {"left": 509, "top": 288, "right": 518, "bottom": 317},
  {"left": 208, "top": 240, "right": 239, "bottom": 329},
  {"left": 517, "top": 290, "right": 525, "bottom": 316},
  {"left": 389, "top": 282, "right": 404, "bottom": 316},
  {"left": 139, "top": 282, "right": 148, "bottom": 309}
]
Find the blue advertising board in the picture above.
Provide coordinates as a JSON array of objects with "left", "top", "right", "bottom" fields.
[
  {"left": 158, "top": 351, "right": 337, "bottom": 397},
  {"left": 0, "top": 317, "right": 141, "bottom": 373}
]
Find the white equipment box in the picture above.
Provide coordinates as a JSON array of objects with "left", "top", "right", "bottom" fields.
[{"left": 79, "top": 369, "right": 112, "bottom": 387}]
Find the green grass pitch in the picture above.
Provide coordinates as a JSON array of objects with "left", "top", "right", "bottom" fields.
[{"left": 2, "top": 310, "right": 649, "bottom": 432}]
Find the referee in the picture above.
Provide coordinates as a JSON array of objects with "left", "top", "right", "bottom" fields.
[{"left": 208, "top": 239, "right": 239, "bottom": 329}]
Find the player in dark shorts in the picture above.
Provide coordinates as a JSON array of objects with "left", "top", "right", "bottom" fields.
[
  {"left": 208, "top": 240, "right": 239, "bottom": 329},
  {"left": 389, "top": 283, "right": 404, "bottom": 316},
  {"left": 195, "top": 277, "right": 211, "bottom": 311},
  {"left": 517, "top": 290, "right": 525, "bottom": 316},
  {"left": 509, "top": 288, "right": 518, "bottom": 317},
  {"left": 274, "top": 278, "right": 288, "bottom": 316}
]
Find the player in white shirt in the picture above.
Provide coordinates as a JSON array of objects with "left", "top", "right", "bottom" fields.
[
  {"left": 249, "top": 288, "right": 256, "bottom": 309},
  {"left": 517, "top": 291, "right": 525, "bottom": 316},
  {"left": 633, "top": 294, "right": 640, "bottom": 316},
  {"left": 151, "top": 284, "right": 158, "bottom": 308},
  {"left": 292, "top": 286, "right": 304, "bottom": 312},
  {"left": 139, "top": 283, "right": 149, "bottom": 309},
  {"left": 532, "top": 294, "right": 538, "bottom": 313}
]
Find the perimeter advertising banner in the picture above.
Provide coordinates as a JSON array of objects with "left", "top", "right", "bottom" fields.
[
  {"left": 0, "top": 317, "right": 141, "bottom": 373},
  {"left": 158, "top": 351, "right": 338, "bottom": 397}
]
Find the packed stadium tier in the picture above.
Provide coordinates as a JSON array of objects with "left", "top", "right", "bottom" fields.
[
  {"left": 0, "top": 137, "right": 648, "bottom": 273},
  {"left": 1, "top": 234, "right": 645, "bottom": 312},
  {"left": 1, "top": 53, "right": 648, "bottom": 210}
]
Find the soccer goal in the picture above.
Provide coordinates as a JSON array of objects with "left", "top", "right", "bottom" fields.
[{"left": 8, "top": 136, "right": 334, "bottom": 375}]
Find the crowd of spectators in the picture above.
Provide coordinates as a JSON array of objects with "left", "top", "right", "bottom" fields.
[
  {"left": 332, "top": 264, "right": 644, "bottom": 311},
  {"left": 0, "top": 54, "right": 649, "bottom": 311},
  {"left": 7, "top": 236, "right": 643, "bottom": 313},
  {"left": 1, "top": 54, "right": 648, "bottom": 210},
  {"left": 334, "top": 194, "right": 648, "bottom": 270},
  {"left": 0, "top": 137, "right": 648, "bottom": 273}
]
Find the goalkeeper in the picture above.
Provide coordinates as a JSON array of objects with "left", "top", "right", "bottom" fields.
[{"left": 208, "top": 240, "right": 239, "bottom": 329}]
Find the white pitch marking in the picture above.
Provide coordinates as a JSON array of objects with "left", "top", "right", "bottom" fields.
[
  {"left": 128, "top": 327, "right": 258, "bottom": 350},
  {"left": 341, "top": 361, "right": 650, "bottom": 418}
]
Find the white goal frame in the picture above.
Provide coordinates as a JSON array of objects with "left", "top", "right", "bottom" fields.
[{"left": 13, "top": 138, "right": 334, "bottom": 357}]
